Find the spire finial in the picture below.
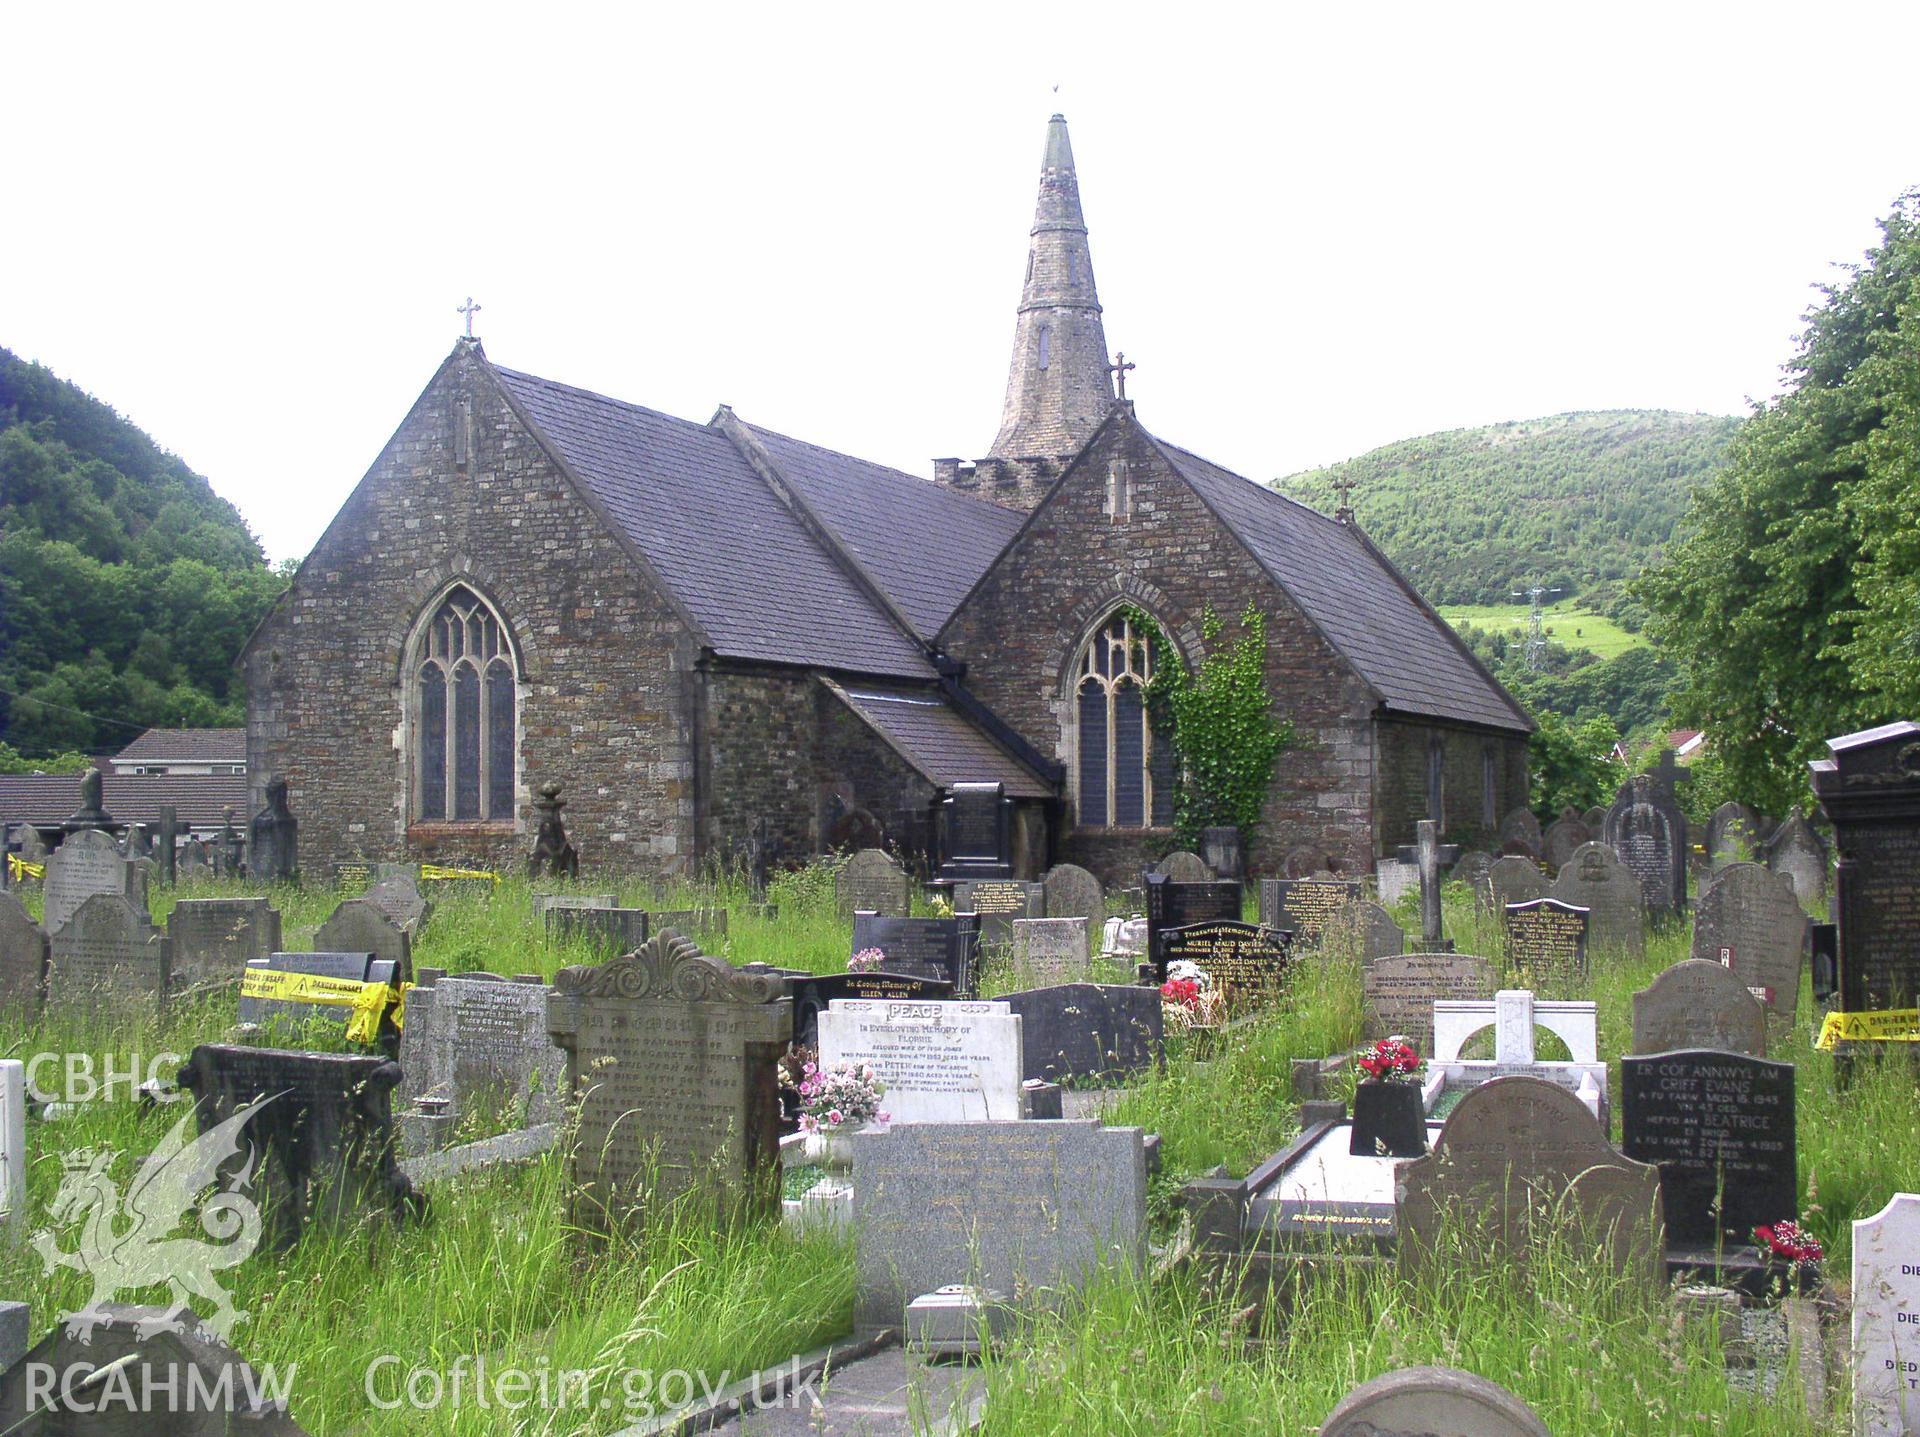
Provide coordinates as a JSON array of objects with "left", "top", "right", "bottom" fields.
[
  {"left": 1333, "top": 474, "right": 1356, "bottom": 524},
  {"left": 1108, "top": 351, "right": 1136, "bottom": 401},
  {"left": 457, "top": 296, "right": 482, "bottom": 339}
]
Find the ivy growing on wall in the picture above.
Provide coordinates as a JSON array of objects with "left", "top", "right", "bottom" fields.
[{"left": 1125, "top": 601, "right": 1294, "bottom": 848}]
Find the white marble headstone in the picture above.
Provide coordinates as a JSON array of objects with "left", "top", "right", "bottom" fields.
[
  {"left": 1854, "top": 1192, "right": 1920, "bottom": 1436},
  {"left": 819, "top": 999, "right": 1022, "bottom": 1123}
]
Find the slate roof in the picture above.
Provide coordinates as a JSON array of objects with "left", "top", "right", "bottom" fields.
[
  {"left": 112, "top": 727, "right": 246, "bottom": 765},
  {"left": 741, "top": 423, "right": 1027, "bottom": 637},
  {"left": 825, "top": 683, "right": 1055, "bottom": 798},
  {"left": 1154, "top": 438, "right": 1532, "bottom": 734},
  {"left": 494, "top": 368, "right": 933, "bottom": 680},
  {"left": 0, "top": 774, "right": 251, "bottom": 831}
]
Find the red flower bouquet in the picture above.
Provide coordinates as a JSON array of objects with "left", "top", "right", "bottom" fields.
[{"left": 1356, "top": 1036, "right": 1421, "bottom": 1084}]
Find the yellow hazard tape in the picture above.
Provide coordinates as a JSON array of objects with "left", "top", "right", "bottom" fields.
[
  {"left": 1815, "top": 1008, "right": 1920, "bottom": 1049},
  {"left": 239, "top": 968, "right": 411, "bottom": 1041},
  {"left": 6, "top": 854, "right": 44, "bottom": 881},
  {"left": 420, "top": 865, "right": 499, "bottom": 885}
]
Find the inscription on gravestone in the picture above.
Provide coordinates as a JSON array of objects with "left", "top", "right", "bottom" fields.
[
  {"left": 818, "top": 999, "right": 1023, "bottom": 1123},
  {"left": 47, "top": 893, "right": 168, "bottom": 1012},
  {"left": 1605, "top": 773, "right": 1687, "bottom": 919},
  {"left": 837, "top": 849, "right": 912, "bottom": 919},
  {"left": 1809, "top": 722, "right": 1920, "bottom": 1015},
  {"left": 1011, "top": 917, "right": 1089, "bottom": 986},
  {"left": 1258, "top": 879, "right": 1359, "bottom": 941},
  {"left": 42, "top": 828, "right": 140, "bottom": 935},
  {"left": 1363, "top": 952, "right": 1495, "bottom": 1053},
  {"left": 851, "top": 913, "right": 981, "bottom": 996},
  {"left": 1144, "top": 875, "right": 1242, "bottom": 964},
  {"left": 789, "top": 971, "right": 954, "bottom": 1048},
  {"left": 1154, "top": 921, "right": 1294, "bottom": 1012},
  {"left": 1503, "top": 898, "right": 1589, "bottom": 989},
  {"left": 953, "top": 879, "right": 1043, "bottom": 945},
  {"left": 1549, "top": 843, "right": 1645, "bottom": 958},
  {"left": 1041, "top": 864, "right": 1104, "bottom": 956},
  {"left": 167, "top": 898, "right": 284, "bottom": 987},
  {"left": 1622, "top": 1050, "right": 1795, "bottom": 1248},
  {"left": 1631, "top": 960, "right": 1768, "bottom": 1058},
  {"left": 400, "top": 972, "right": 564, "bottom": 1125},
  {"left": 1690, "top": 862, "right": 1808, "bottom": 1019},
  {"left": 1850, "top": 1191, "right": 1920, "bottom": 1437},
  {"left": 0, "top": 891, "right": 49, "bottom": 1017}
]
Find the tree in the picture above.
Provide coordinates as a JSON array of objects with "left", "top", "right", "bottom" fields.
[
  {"left": 1638, "top": 191, "right": 1920, "bottom": 812},
  {"left": 1528, "top": 710, "right": 1623, "bottom": 819}
]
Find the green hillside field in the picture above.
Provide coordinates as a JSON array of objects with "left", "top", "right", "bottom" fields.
[{"left": 1435, "top": 599, "right": 1648, "bottom": 661}]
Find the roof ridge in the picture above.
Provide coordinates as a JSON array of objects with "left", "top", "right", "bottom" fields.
[
  {"left": 490, "top": 365, "right": 718, "bottom": 437},
  {"left": 741, "top": 418, "right": 1028, "bottom": 519}
]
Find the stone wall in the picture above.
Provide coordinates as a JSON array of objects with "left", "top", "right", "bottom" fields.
[
  {"left": 1374, "top": 716, "right": 1531, "bottom": 855},
  {"left": 243, "top": 344, "right": 700, "bottom": 876},
  {"left": 938, "top": 411, "right": 1377, "bottom": 886}
]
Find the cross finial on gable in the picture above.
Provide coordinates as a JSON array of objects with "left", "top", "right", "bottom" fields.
[
  {"left": 457, "top": 296, "right": 482, "bottom": 339},
  {"left": 1333, "top": 474, "right": 1357, "bottom": 524},
  {"left": 1108, "top": 352, "right": 1136, "bottom": 401}
]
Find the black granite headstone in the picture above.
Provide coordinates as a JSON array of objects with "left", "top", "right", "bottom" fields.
[
  {"left": 789, "top": 970, "right": 955, "bottom": 1047},
  {"left": 1808, "top": 721, "right": 1920, "bottom": 1014},
  {"left": 1503, "top": 898, "right": 1590, "bottom": 988},
  {"left": 1155, "top": 920, "right": 1295, "bottom": 1011},
  {"left": 939, "top": 781, "right": 1012, "bottom": 879},
  {"left": 1144, "top": 874, "right": 1243, "bottom": 963},
  {"left": 850, "top": 913, "right": 982, "bottom": 996},
  {"left": 546, "top": 905, "right": 650, "bottom": 955},
  {"left": 1002, "top": 981, "right": 1164, "bottom": 1084}
]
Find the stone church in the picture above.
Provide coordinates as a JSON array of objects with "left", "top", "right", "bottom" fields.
[{"left": 243, "top": 115, "right": 1530, "bottom": 884}]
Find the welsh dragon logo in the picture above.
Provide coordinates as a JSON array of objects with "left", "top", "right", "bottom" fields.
[{"left": 32, "top": 1097, "right": 273, "bottom": 1342}]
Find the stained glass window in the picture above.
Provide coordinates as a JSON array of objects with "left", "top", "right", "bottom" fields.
[
  {"left": 413, "top": 585, "right": 517, "bottom": 823},
  {"left": 1075, "top": 613, "right": 1176, "bottom": 830}
]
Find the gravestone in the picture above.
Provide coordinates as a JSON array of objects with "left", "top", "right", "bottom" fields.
[
  {"left": 1155, "top": 920, "right": 1294, "bottom": 1011},
  {"left": 157, "top": 802, "right": 179, "bottom": 886},
  {"left": 1448, "top": 850, "right": 1493, "bottom": 890},
  {"left": 1374, "top": 857, "right": 1418, "bottom": 910},
  {"left": 1622, "top": 1049, "right": 1795, "bottom": 1249},
  {"left": 46, "top": 893, "right": 169, "bottom": 1013},
  {"left": 1320, "top": 1366, "right": 1550, "bottom": 1437},
  {"left": 1584, "top": 804, "right": 1609, "bottom": 831},
  {"left": 953, "top": 878, "right": 1044, "bottom": 945},
  {"left": 362, "top": 871, "right": 431, "bottom": 934},
  {"left": 837, "top": 848, "right": 913, "bottom": 918},
  {"left": 1708, "top": 800, "right": 1763, "bottom": 873},
  {"left": 547, "top": 933, "right": 790, "bottom": 1226},
  {"left": 1011, "top": 917, "right": 1090, "bottom": 985},
  {"left": 42, "top": 827, "right": 144, "bottom": 934},
  {"left": 1764, "top": 813, "right": 1829, "bottom": 909},
  {"left": 1690, "top": 862, "right": 1809, "bottom": 1019},
  {"left": 399, "top": 971, "right": 564, "bottom": 1125},
  {"left": 120, "top": 821, "right": 152, "bottom": 861},
  {"left": 529, "top": 778, "right": 580, "bottom": 878},
  {"left": 1323, "top": 900, "right": 1405, "bottom": 962},
  {"left": 1482, "top": 854, "right": 1548, "bottom": 912},
  {"left": 851, "top": 912, "right": 982, "bottom": 995},
  {"left": 1155, "top": 850, "right": 1213, "bottom": 884},
  {"left": 180, "top": 837, "right": 212, "bottom": 879},
  {"left": 1604, "top": 771, "right": 1687, "bottom": 919},
  {"left": 1259, "top": 878, "right": 1360, "bottom": 941},
  {"left": 333, "top": 860, "right": 374, "bottom": 890},
  {"left": 1041, "top": 862, "right": 1105, "bottom": 940},
  {"left": 237, "top": 951, "right": 402, "bottom": 1031},
  {"left": 0, "top": 891, "right": 49, "bottom": 1018},
  {"left": 789, "top": 971, "right": 954, "bottom": 1048},
  {"left": 62, "top": 765, "right": 112, "bottom": 834},
  {"left": 176, "top": 1043, "right": 423, "bottom": 1247},
  {"left": 1362, "top": 951, "right": 1496, "bottom": 1053},
  {"left": 1631, "top": 960, "right": 1768, "bottom": 1057},
  {"left": 312, "top": 898, "right": 411, "bottom": 975},
  {"left": 1542, "top": 808, "right": 1593, "bottom": 872},
  {"left": 1809, "top": 722, "right": 1920, "bottom": 1015},
  {"left": 939, "top": 781, "right": 1011, "bottom": 879},
  {"left": 1144, "top": 874, "right": 1243, "bottom": 964},
  {"left": 1549, "top": 842, "right": 1645, "bottom": 958},
  {"left": 1395, "top": 819, "right": 1460, "bottom": 950},
  {"left": 1499, "top": 806, "right": 1545, "bottom": 859},
  {"left": 215, "top": 806, "right": 244, "bottom": 877},
  {"left": 1503, "top": 898, "right": 1589, "bottom": 988},
  {"left": 167, "top": 897, "right": 284, "bottom": 987},
  {"left": 249, "top": 775, "right": 299, "bottom": 882},
  {"left": 818, "top": 998, "right": 1022, "bottom": 1122},
  {"left": 1200, "top": 825, "right": 1243, "bottom": 881},
  {"left": 531, "top": 892, "right": 618, "bottom": 923},
  {"left": 16, "top": 825, "right": 48, "bottom": 865},
  {"left": 547, "top": 905, "right": 650, "bottom": 955},
  {"left": 851, "top": 1119, "right": 1146, "bottom": 1336},
  {"left": 1398, "top": 1075, "right": 1663, "bottom": 1282},
  {"left": 1001, "top": 982, "right": 1163, "bottom": 1085},
  {"left": 1851, "top": 1191, "right": 1920, "bottom": 1437}
]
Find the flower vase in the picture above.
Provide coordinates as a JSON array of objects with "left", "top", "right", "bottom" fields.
[
  {"left": 804, "top": 1123, "right": 869, "bottom": 1169},
  {"left": 1349, "top": 1080, "right": 1428, "bottom": 1157}
]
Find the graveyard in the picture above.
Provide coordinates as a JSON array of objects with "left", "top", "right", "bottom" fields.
[{"left": 0, "top": 780, "right": 1915, "bottom": 1434}]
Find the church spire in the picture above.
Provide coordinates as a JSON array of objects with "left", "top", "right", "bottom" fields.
[{"left": 988, "top": 114, "right": 1115, "bottom": 459}]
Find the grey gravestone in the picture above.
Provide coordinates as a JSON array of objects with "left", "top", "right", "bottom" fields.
[
  {"left": 547, "top": 905, "right": 649, "bottom": 955},
  {"left": 215, "top": 807, "right": 244, "bottom": 877},
  {"left": 157, "top": 802, "right": 178, "bottom": 886},
  {"left": 238, "top": 952, "right": 400, "bottom": 1030},
  {"left": 0, "top": 1308, "right": 313, "bottom": 1436},
  {"left": 1631, "top": 960, "right": 1768, "bottom": 1057},
  {"left": 167, "top": 897, "right": 284, "bottom": 987},
  {"left": 1604, "top": 772, "right": 1687, "bottom": 920},
  {"left": 248, "top": 776, "right": 299, "bottom": 882},
  {"left": 1850, "top": 1192, "right": 1920, "bottom": 1437},
  {"left": 837, "top": 848, "right": 912, "bottom": 918},
  {"left": 1155, "top": 921, "right": 1294, "bottom": 1012},
  {"left": 363, "top": 872, "right": 430, "bottom": 934},
  {"left": 1396, "top": 819, "right": 1460, "bottom": 950},
  {"left": 1322, "top": 900, "right": 1405, "bottom": 962},
  {"left": 1155, "top": 850, "right": 1213, "bottom": 884},
  {"left": 1622, "top": 1049, "right": 1795, "bottom": 1249},
  {"left": 1482, "top": 854, "right": 1548, "bottom": 912},
  {"left": 1200, "top": 825, "right": 1243, "bottom": 881},
  {"left": 1765, "top": 814, "right": 1829, "bottom": 909},
  {"left": 1362, "top": 951, "right": 1495, "bottom": 1053},
  {"left": 313, "top": 899, "right": 412, "bottom": 975},
  {"left": 1041, "top": 863, "right": 1105, "bottom": 953},
  {"left": 1583, "top": 804, "right": 1608, "bottom": 831},
  {"left": 62, "top": 766, "right": 112, "bottom": 834},
  {"left": 1549, "top": 842, "right": 1645, "bottom": 958},
  {"left": 1374, "top": 858, "right": 1418, "bottom": 910},
  {"left": 1011, "top": 917, "right": 1090, "bottom": 985},
  {"left": 1144, "top": 875, "right": 1243, "bottom": 964},
  {"left": 176, "top": 1043, "right": 422, "bottom": 1247},
  {"left": 47, "top": 893, "right": 169, "bottom": 1013},
  {"left": 1690, "top": 862, "right": 1809, "bottom": 1019},
  {"left": 1809, "top": 721, "right": 1920, "bottom": 1014},
  {"left": 1398, "top": 1075, "right": 1663, "bottom": 1283},
  {"left": 1002, "top": 981, "right": 1163, "bottom": 1085},
  {"left": 120, "top": 821, "right": 152, "bottom": 860},
  {"left": 15, "top": 826, "right": 48, "bottom": 864},
  {"left": 531, "top": 893, "right": 618, "bottom": 923},
  {"left": 1503, "top": 898, "right": 1589, "bottom": 989},
  {"left": 1259, "top": 878, "right": 1360, "bottom": 941},
  {"left": 1542, "top": 808, "right": 1593, "bottom": 873},
  {"left": 42, "top": 827, "right": 143, "bottom": 935},
  {"left": 1448, "top": 850, "right": 1493, "bottom": 889},
  {"left": 852, "top": 912, "right": 982, "bottom": 996},
  {"left": 1708, "top": 800, "right": 1763, "bottom": 873},
  {"left": 789, "top": 971, "right": 953, "bottom": 1048},
  {"left": 179, "top": 837, "right": 212, "bottom": 879},
  {"left": 1499, "top": 806, "right": 1545, "bottom": 858},
  {"left": 399, "top": 972, "right": 564, "bottom": 1125},
  {"left": 953, "top": 878, "right": 1043, "bottom": 945},
  {"left": 0, "top": 891, "right": 49, "bottom": 1017},
  {"left": 548, "top": 933, "right": 790, "bottom": 1227},
  {"left": 1320, "top": 1366, "right": 1550, "bottom": 1437},
  {"left": 851, "top": 1119, "right": 1146, "bottom": 1335}
]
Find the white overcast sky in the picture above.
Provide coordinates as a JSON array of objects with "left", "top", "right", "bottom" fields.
[{"left": 4, "top": 2, "right": 1916, "bottom": 565}]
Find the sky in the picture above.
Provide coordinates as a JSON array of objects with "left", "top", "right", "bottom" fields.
[{"left": 4, "top": 2, "right": 1917, "bottom": 566}]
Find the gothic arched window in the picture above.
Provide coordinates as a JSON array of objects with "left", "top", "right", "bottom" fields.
[
  {"left": 1076, "top": 613, "right": 1176, "bottom": 829},
  {"left": 412, "top": 585, "right": 517, "bottom": 824}
]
